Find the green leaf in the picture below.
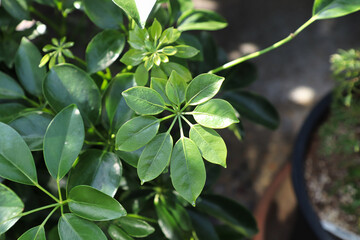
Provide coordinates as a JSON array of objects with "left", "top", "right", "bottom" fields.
[
  {"left": 116, "top": 148, "right": 143, "bottom": 168},
  {"left": 0, "top": 184, "right": 23, "bottom": 235},
  {"left": 115, "top": 116, "right": 159, "bottom": 152},
  {"left": 178, "top": 10, "right": 227, "bottom": 32},
  {"left": 1, "top": 0, "right": 30, "bottom": 20},
  {"left": 170, "top": 137, "right": 205, "bottom": 205},
  {"left": 102, "top": 73, "right": 136, "bottom": 132},
  {"left": 162, "top": 46, "right": 177, "bottom": 56},
  {"left": 149, "top": 19, "right": 162, "bottom": 42},
  {"left": 190, "top": 124, "right": 227, "bottom": 167},
  {"left": 86, "top": 30, "right": 125, "bottom": 73},
  {"left": 0, "top": 103, "right": 27, "bottom": 123},
  {"left": 161, "top": 62, "right": 192, "bottom": 82},
  {"left": 120, "top": 49, "right": 146, "bottom": 66},
  {"left": 112, "top": 0, "right": 156, "bottom": 27},
  {"left": 108, "top": 225, "right": 134, "bottom": 240},
  {"left": 150, "top": 77, "right": 172, "bottom": 106},
  {"left": 128, "top": 25, "right": 149, "bottom": 50},
  {"left": 9, "top": 111, "right": 53, "bottom": 151},
  {"left": 137, "top": 133, "right": 173, "bottom": 183},
  {"left": 43, "top": 105, "right": 85, "bottom": 179},
  {"left": 154, "top": 196, "right": 188, "bottom": 240},
  {"left": 174, "top": 45, "right": 199, "bottom": 58},
  {"left": 176, "top": 33, "right": 203, "bottom": 61},
  {"left": 83, "top": 0, "right": 124, "bottom": 29},
  {"left": 18, "top": 226, "right": 46, "bottom": 240},
  {"left": 67, "top": 150, "right": 122, "bottom": 197},
  {"left": 39, "top": 54, "right": 50, "bottom": 68},
  {"left": 0, "top": 71, "right": 25, "bottom": 99},
  {"left": 122, "top": 86, "right": 165, "bottom": 115},
  {"left": 192, "top": 99, "right": 239, "bottom": 129},
  {"left": 188, "top": 211, "right": 220, "bottom": 240},
  {"left": 134, "top": 63, "right": 149, "bottom": 86},
  {"left": 185, "top": 73, "right": 224, "bottom": 105},
  {"left": 114, "top": 216, "right": 155, "bottom": 237},
  {"left": 196, "top": 194, "right": 258, "bottom": 237},
  {"left": 43, "top": 64, "right": 101, "bottom": 126},
  {"left": 222, "top": 90, "right": 280, "bottom": 130},
  {"left": 58, "top": 213, "right": 107, "bottom": 240},
  {"left": 0, "top": 122, "right": 37, "bottom": 185},
  {"left": 166, "top": 71, "right": 187, "bottom": 105},
  {"left": 68, "top": 185, "right": 126, "bottom": 221},
  {"left": 221, "top": 62, "right": 257, "bottom": 90},
  {"left": 158, "top": 27, "right": 181, "bottom": 47},
  {"left": 313, "top": 0, "right": 360, "bottom": 19},
  {"left": 15, "top": 38, "right": 46, "bottom": 97}
]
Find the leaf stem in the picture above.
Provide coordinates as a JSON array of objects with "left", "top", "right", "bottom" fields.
[
  {"left": 178, "top": 116, "right": 184, "bottom": 138},
  {"left": 208, "top": 16, "right": 317, "bottom": 74},
  {"left": 181, "top": 115, "right": 193, "bottom": 128},
  {"left": 21, "top": 203, "right": 60, "bottom": 218},
  {"left": 159, "top": 114, "right": 176, "bottom": 122},
  {"left": 84, "top": 140, "right": 108, "bottom": 146},
  {"left": 56, "top": 179, "right": 64, "bottom": 215},
  {"left": 34, "top": 182, "right": 59, "bottom": 202},
  {"left": 23, "top": 96, "right": 40, "bottom": 108},
  {"left": 164, "top": 106, "right": 176, "bottom": 113},
  {"left": 90, "top": 122, "right": 107, "bottom": 142},
  {"left": 166, "top": 116, "right": 178, "bottom": 134}
]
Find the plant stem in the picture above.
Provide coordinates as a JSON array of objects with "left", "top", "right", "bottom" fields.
[
  {"left": 56, "top": 178, "right": 64, "bottom": 215},
  {"left": 90, "top": 122, "right": 107, "bottom": 142},
  {"left": 208, "top": 16, "right": 317, "bottom": 74},
  {"left": 178, "top": 116, "right": 184, "bottom": 138},
  {"left": 126, "top": 214, "right": 158, "bottom": 224},
  {"left": 159, "top": 114, "right": 176, "bottom": 122},
  {"left": 84, "top": 140, "right": 108, "bottom": 146},
  {"left": 21, "top": 203, "right": 60, "bottom": 218},
  {"left": 34, "top": 182, "right": 59, "bottom": 202},
  {"left": 181, "top": 115, "right": 193, "bottom": 128},
  {"left": 164, "top": 106, "right": 176, "bottom": 113},
  {"left": 166, "top": 116, "right": 178, "bottom": 134},
  {"left": 74, "top": 56, "right": 87, "bottom": 67},
  {"left": 23, "top": 96, "right": 40, "bottom": 108},
  {"left": 39, "top": 206, "right": 59, "bottom": 227}
]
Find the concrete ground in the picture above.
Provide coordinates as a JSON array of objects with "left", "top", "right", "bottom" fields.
[{"left": 193, "top": 0, "right": 360, "bottom": 237}]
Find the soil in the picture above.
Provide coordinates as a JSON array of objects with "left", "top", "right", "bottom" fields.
[{"left": 305, "top": 121, "right": 360, "bottom": 236}]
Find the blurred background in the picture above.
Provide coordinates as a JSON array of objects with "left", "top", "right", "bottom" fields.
[{"left": 191, "top": 0, "right": 360, "bottom": 239}]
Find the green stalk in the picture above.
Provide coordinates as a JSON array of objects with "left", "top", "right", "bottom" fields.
[
  {"left": 34, "top": 182, "right": 59, "bottom": 202},
  {"left": 181, "top": 115, "right": 193, "bottom": 128},
  {"left": 23, "top": 96, "right": 40, "bottom": 108},
  {"left": 56, "top": 178, "right": 64, "bottom": 215},
  {"left": 178, "top": 116, "right": 184, "bottom": 138},
  {"left": 208, "top": 16, "right": 317, "bottom": 74},
  {"left": 166, "top": 116, "right": 178, "bottom": 134},
  {"left": 21, "top": 203, "right": 60, "bottom": 218}
]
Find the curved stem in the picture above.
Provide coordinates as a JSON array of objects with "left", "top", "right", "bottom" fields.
[
  {"left": 23, "top": 96, "right": 40, "bottom": 108},
  {"left": 21, "top": 203, "right": 60, "bottom": 218},
  {"left": 208, "top": 16, "right": 317, "bottom": 74}
]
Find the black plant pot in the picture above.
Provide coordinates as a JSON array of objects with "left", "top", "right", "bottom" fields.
[{"left": 291, "top": 92, "right": 335, "bottom": 240}]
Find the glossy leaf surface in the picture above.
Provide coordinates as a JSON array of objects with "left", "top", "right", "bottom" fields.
[
  {"left": 190, "top": 124, "right": 227, "bottom": 167},
  {"left": 68, "top": 185, "right": 126, "bottom": 221},
  {"left": 83, "top": 0, "right": 124, "bottom": 29},
  {"left": 313, "top": 0, "right": 360, "bottom": 19},
  {"left": 0, "top": 122, "right": 37, "bottom": 185},
  {"left": 0, "top": 103, "right": 27, "bottom": 123},
  {"left": 178, "top": 10, "right": 227, "bottom": 31},
  {"left": 58, "top": 213, "right": 107, "bottom": 240},
  {"left": 67, "top": 150, "right": 122, "bottom": 197},
  {"left": 150, "top": 77, "right": 172, "bottom": 105},
  {"left": 170, "top": 137, "right": 205, "bottom": 205},
  {"left": 192, "top": 99, "right": 239, "bottom": 129},
  {"left": 108, "top": 225, "right": 134, "bottom": 240},
  {"left": 134, "top": 64, "right": 148, "bottom": 86},
  {"left": 161, "top": 62, "right": 192, "bottom": 82},
  {"left": 43, "top": 64, "right": 101, "bottom": 126},
  {"left": 116, "top": 116, "right": 159, "bottom": 152},
  {"left": 186, "top": 74, "right": 224, "bottom": 105},
  {"left": 115, "top": 216, "right": 155, "bottom": 237},
  {"left": 116, "top": 147, "right": 143, "bottom": 168},
  {"left": 112, "top": 0, "right": 156, "bottom": 27},
  {"left": 165, "top": 71, "right": 187, "bottom": 105},
  {"left": 43, "top": 105, "right": 85, "bottom": 179},
  {"left": 196, "top": 194, "right": 258, "bottom": 237},
  {"left": 122, "top": 87, "right": 165, "bottom": 115},
  {"left": 15, "top": 38, "right": 46, "bottom": 97},
  {"left": 9, "top": 112, "right": 52, "bottom": 151},
  {"left": 0, "top": 71, "right": 24, "bottom": 99},
  {"left": 0, "top": 184, "right": 23, "bottom": 235},
  {"left": 102, "top": 73, "right": 136, "bottom": 132},
  {"left": 18, "top": 226, "right": 45, "bottom": 240},
  {"left": 137, "top": 133, "right": 173, "bottom": 183},
  {"left": 174, "top": 45, "right": 199, "bottom": 58},
  {"left": 86, "top": 30, "right": 125, "bottom": 73},
  {"left": 223, "top": 90, "right": 279, "bottom": 130}
]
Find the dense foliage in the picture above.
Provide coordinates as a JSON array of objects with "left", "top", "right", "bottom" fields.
[{"left": 0, "top": 0, "right": 360, "bottom": 239}]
